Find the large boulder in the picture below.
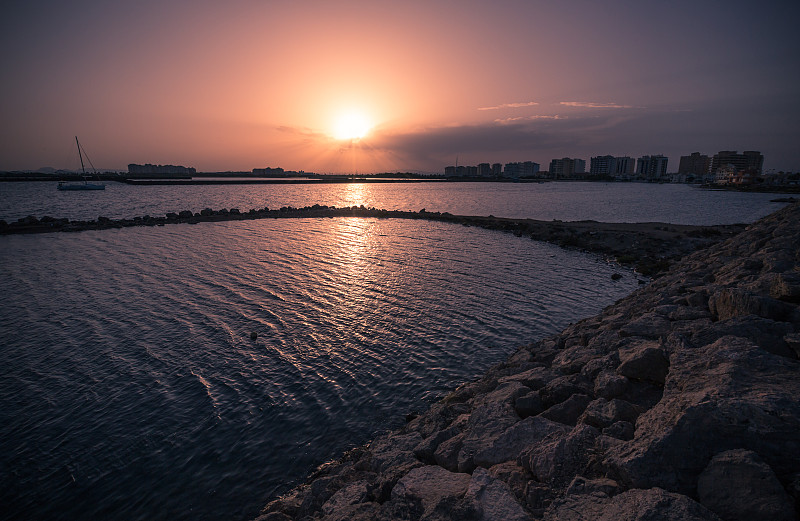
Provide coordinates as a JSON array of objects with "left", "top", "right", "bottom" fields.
[
  {"left": 473, "top": 416, "right": 568, "bottom": 469},
  {"left": 542, "top": 487, "right": 722, "bottom": 521},
  {"left": 463, "top": 467, "right": 532, "bottom": 521},
  {"left": 604, "top": 336, "right": 800, "bottom": 495},
  {"left": 389, "top": 465, "right": 473, "bottom": 520},
  {"left": 696, "top": 449, "right": 796, "bottom": 521}
]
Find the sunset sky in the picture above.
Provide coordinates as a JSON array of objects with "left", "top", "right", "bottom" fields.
[{"left": 1, "top": 0, "right": 798, "bottom": 173}]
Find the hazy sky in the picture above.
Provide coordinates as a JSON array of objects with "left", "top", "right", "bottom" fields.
[{"left": 2, "top": 0, "right": 798, "bottom": 173}]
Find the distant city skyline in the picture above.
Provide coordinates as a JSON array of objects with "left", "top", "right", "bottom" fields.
[{"left": 1, "top": 0, "right": 798, "bottom": 173}]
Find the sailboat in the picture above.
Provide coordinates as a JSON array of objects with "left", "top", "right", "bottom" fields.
[{"left": 57, "top": 137, "right": 105, "bottom": 190}]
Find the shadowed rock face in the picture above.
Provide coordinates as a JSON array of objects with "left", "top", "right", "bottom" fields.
[{"left": 255, "top": 203, "right": 800, "bottom": 521}]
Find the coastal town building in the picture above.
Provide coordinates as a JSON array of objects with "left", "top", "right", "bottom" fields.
[
  {"left": 548, "top": 158, "right": 585, "bottom": 179},
  {"left": 492, "top": 163, "right": 502, "bottom": 177},
  {"left": 477, "top": 163, "right": 492, "bottom": 177},
  {"left": 678, "top": 152, "right": 710, "bottom": 176},
  {"left": 635, "top": 155, "right": 668, "bottom": 180},
  {"left": 589, "top": 155, "right": 635, "bottom": 177},
  {"left": 504, "top": 161, "right": 540, "bottom": 178},
  {"left": 127, "top": 163, "right": 196, "bottom": 175},
  {"left": 711, "top": 150, "right": 764, "bottom": 175}
]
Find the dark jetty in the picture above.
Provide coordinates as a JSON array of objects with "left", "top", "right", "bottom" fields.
[
  {"left": 0, "top": 205, "right": 744, "bottom": 277},
  {"left": 254, "top": 202, "right": 800, "bottom": 520}
]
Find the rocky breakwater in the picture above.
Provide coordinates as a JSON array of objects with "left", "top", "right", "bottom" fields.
[
  {"left": 256, "top": 202, "right": 800, "bottom": 521},
  {"left": 0, "top": 205, "right": 744, "bottom": 277}
]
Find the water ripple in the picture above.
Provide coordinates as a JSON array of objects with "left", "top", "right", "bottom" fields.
[{"left": 0, "top": 218, "right": 639, "bottom": 521}]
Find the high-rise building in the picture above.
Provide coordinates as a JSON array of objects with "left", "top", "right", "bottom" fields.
[
  {"left": 636, "top": 155, "right": 669, "bottom": 179},
  {"left": 477, "top": 163, "right": 492, "bottom": 177},
  {"left": 678, "top": 152, "right": 710, "bottom": 175},
  {"left": 504, "top": 161, "right": 540, "bottom": 178},
  {"left": 589, "top": 155, "right": 634, "bottom": 177},
  {"left": 492, "top": 163, "right": 503, "bottom": 177},
  {"left": 548, "top": 158, "right": 585, "bottom": 178},
  {"left": 710, "top": 151, "right": 764, "bottom": 174},
  {"left": 589, "top": 155, "right": 615, "bottom": 176}
]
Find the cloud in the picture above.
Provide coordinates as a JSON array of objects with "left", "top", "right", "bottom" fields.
[
  {"left": 560, "top": 101, "right": 635, "bottom": 109},
  {"left": 494, "top": 115, "right": 565, "bottom": 124},
  {"left": 478, "top": 101, "right": 539, "bottom": 111}
]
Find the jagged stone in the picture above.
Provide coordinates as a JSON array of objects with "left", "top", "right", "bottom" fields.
[
  {"left": 593, "top": 370, "right": 629, "bottom": 400},
  {"left": 697, "top": 449, "right": 796, "bottom": 521},
  {"left": 524, "top": 424, "right": 599, "bottom": 488},
  {"left": 539, "top": 393, "right": 592, "bottom": 426},
  {"left": 542, "top": 487, "right": 722, "bottom": 521},
  {"left": 389, "top": 465, "right": 472, "bottom": 520},
  {"left": 369, "top": 432, "right": 423, "bottom": 473},
  {"left": 604, "top": 336, "right": 800, "bottom": 495},
  {"left": 433, "top": 432, "right": 465, "bottom": 472},
  {"left": 457, "top": 401, "right": 521, "bottom": 472},
  {"left": 539, "top": 374, "right": 592, "bottom": 408},
  {"left": 487, "top": 461, "right": 529, "bottom": 501},
  {"left": 564, "top": 475, "right": 620, "bottom": 497},
  {"left": 709, "top": 287, "right": 795, "bottom": 322},
  {"left": 616, "top": 342, "right": 669, "bottom": 384},
  {"left": 464, "top": 467, "right": 532, "bottom": 521},
  {"left": 690, "top": 315, "right": 795, "bottom": 358},
  {"left": 473, "top": 416, "right": 568, "bottom": 469},
  {"left": 498, "top": 366, "right": 558, "bottom": 390},
  {"left": 770, "top": 271, "right": 800, "bottom": 303},
  {"left": 514, "top": 391, "right": 545, "bottom": 418},
  {"left": 602, "top": 421, "right": 635, "bottom": 441},
  {"left": 618, "top": 312, "right": 672, "bottom": 339},
  {"left": 579, "top": 398, "right": 642, "bottom": 430}
]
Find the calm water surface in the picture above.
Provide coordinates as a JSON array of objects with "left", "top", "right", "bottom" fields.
[
  {"left": 1, "top": 217, "right": 639, "bottom": 521},
  {"left": 0, "top": 181, "right": 786, "bottom": 224}
]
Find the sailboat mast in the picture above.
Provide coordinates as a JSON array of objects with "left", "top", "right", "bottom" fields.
[{"left": 76, "top": 136, "right": 86, "bottom": 175}]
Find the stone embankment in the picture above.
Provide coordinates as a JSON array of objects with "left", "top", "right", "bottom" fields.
[
  {"left": 256, "top": 202, "right": 800, "bottom": 521},
  {"left": 0, "top": 205, "right": 744, "bottom": 276}
]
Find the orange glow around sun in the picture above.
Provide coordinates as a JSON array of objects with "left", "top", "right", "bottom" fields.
[{"left": 332, "top": 110, "right": 372, "bottom": 140}]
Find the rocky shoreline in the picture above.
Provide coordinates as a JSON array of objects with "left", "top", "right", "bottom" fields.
[
  {"left": 0, "top": 206, "right": 745, "bottom": 277},
  {"left": 255, "top": 202, "right": 800, "bottom": 521}
]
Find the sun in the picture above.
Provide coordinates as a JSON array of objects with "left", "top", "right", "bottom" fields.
[{"left": 332, "top": 111, "right": 372, "bottom": 140}]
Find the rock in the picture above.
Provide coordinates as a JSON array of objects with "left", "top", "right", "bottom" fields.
[
  {"left": 602, "top": 421, "right": 635, "bottom": 441},
  {"left": 369, "top": 432, "right": 423, "bottom": 473},
  {"left": 565, "top": 475, "right": 620, "bottom": 497},
  {"left": 770, "top": 271, "right": 800, "bottom": 303},
  {"left": 551, "top": 346, "right": 604, "bottom": 375},
  {"left": 433, "top": 432, "right": 464, "bottom": 472},
  {"left": 618, "top": 312, "right": 672, "bottom": 339},
  {"left": 593, "top": 371, "right": 629, "bottom": 400},
  {"left": 785, "top": 333, "right": 800, "bottom": 358},
  {"left": 464, "top": 467, "right": 532, "bottom": 521},
  {"left": 539, "top": 393, "right": 592, "bottom": 426},
  {"left": 179, "top": 210, "right": 193, "bottom": 218},
  {"left": 605, "top": 336, "right": 800, "bottom": 495},
  {"left": 473, "top": 416, "right": 569, "bottom": 469},
  {"left": 690, "top": 315, "right": 795, "bottom": 359},
  {"left": 514, "top": 391, "right": 545, "bottom": 418},
  {"left": 542, "top": 487, "right": 722, "bottom": 521},
  {"left": 320, "top": 480, "right": 371, "bottom": 517},
  {"left": 616, "top": 342, "right": 669, "bottom": 384},
  {"left": 389, "top": 465, "right": 472, "bottom": 519},
  {"left": 579, "top": 398, "right": 642, "bottom": 430},
  {"left": 498, "top": 366, "right": 558, "bottom": 390},
  {"left": 525, "top": 424, "right": 599, "bottom": 488},
  {"left": 456, "top": 401, "right": 521, "bottom": 472},
  {"left": 709, "top": 288, "right": 795, "bottom": 322},
  {"left": 487, "top": 462, "right": 529, "bottom": 501},
  {"left": 539, "top": 374, "right": 592, "bottom": 408},
  {"left": 697, "top": 449, "right": 796, "bottom": 521}
]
